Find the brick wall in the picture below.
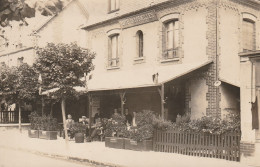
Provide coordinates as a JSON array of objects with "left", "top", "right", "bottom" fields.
[{"left": 206, "top": 0, "right": 221, "bottom": 117}]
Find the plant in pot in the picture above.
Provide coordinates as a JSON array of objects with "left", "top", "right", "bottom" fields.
[
  {"left": 104, "top": 114, "right": 128, "bottom": 149},
  {"left": 28, "top": 111, "right": 40, "bottom": 138},
  {"left": 38, "top": 114, "right": 58, "bottom": 140},
  {"left": 125, "top": 110, "right": 154, "bottom": 151},
  {"left": 70, "top": 122, "right": 87, "bottom": 143}
]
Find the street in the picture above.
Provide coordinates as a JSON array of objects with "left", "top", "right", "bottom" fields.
[{"left": 0, "top": 147, "right": 94, "bottom": 167}]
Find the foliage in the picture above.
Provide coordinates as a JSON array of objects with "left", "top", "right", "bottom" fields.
[
  {"left": 127, "top": 110, "right": 155, "bottom": 142},
  {"left": 153, "top": 116, "right": 173, "bottom": 131},
  {"left": 0, "top": 0, "right": 64, "bottom": 27},
  {"left": 34, "top": 42, "right": 95, "bottom": 100},
  {"left": 104, "top": 114, "right": 128, "bottom": 138},
  {"left": 0, "top": 62, "right": 39, "bottom": 105},
  {"left": 28, "top": 111, "right": 40, "bottom": 130},
  {"left": 70, "top": 122, "right": 87, "bottom": 135},
  {"left": 29, "top": 111, "right": 58, "bottom": 131},
  {"left": 38, "top": 114, "right": 58, "bottom": 131},
  {"left": 154, "top": 112, "right": 241, "bottom": 135}
]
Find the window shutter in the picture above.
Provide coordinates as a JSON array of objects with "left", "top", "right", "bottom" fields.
[
  {"left": 242, "top": 20, "right": 255, "bottom": 51},
  {"left": 108, "top": 37, "right": 112, "bottom": 66},
  {"left": 162, "top": 24, "right": 167, "bottom": 59},
  {"left": 107, "top": 0, "right": 111, "bottom": 12},
  {"left": 111, "top": 0, "right": 115, "bottom": 11},
  {"left": 174, "top": 20, "right": 179, "bottom": 49},
  {"left": 116, "top": 0, "right": 120, "bottom": 10}
]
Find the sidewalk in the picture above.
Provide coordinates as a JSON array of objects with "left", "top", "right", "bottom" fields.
[{"left": 0, "top": 129, "right": 250, "bottom": 167}]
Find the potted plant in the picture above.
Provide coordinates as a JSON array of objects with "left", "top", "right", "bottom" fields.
[
  {"left": 28, "top": 112, "right": 40, "bottom": 138},
  {"left": 104, "top": 114, "right": 128, "bottom": 149},
  {"left": 124, "top": 110, "right": 154, "bottom": 151},
  {"left": 38, "top": 114, "right": 58, "bottom": 140},
  {"left": 70, "top": 122, "right": 87, "bottom": 143}
]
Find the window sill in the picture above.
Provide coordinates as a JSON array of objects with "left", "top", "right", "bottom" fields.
[
  {"left": 107, "top": 66, "right": 120, "bottom": 70},
  {"left": 133, "top": 57, "right": 145, "bottom": 64},
  {"left": 108, "top": 9, "right": 120, "bottom": 14},
  {"left": 160, "top": 57, "right": 180, "bottom": 63}
]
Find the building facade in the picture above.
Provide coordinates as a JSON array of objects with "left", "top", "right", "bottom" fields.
[{"left": 83, "top": 0, "right": 260, "bottom": 165}]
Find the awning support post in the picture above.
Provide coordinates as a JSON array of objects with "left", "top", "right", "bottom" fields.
[
  {"left": 88, "top": 93, "right": 92, "bottom": 138},
  {"left": 158, "top": 84, "right": 165, "bottom": 120},
  {"left": 119, "top": 91, "right": 126, "bottom": 115}
]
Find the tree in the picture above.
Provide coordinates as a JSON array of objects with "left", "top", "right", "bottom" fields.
[
  {"left": 34, "top": 42, "right": 95, "bottom": 143},
  {"left": 0, "top": 62, "right": 39, "bottom": 132},
  {"left": 0, "top": 0, "right": 64, "bottom": 27}
]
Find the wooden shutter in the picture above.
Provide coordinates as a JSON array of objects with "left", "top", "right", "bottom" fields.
[
  {"left": 107, "top": 0, "right": 111, "bottom": 12},
  {"left": 116, "top": 0, "right": 120, "bottom": 10},
  {"left": 108, "top": 37, "right": 112, "bottom": 66},
  {"left": 242, "top": 20, "right": 255, "bottom": 51},
  {"left": 162, "top": 24, "right": 167, "bottom": 59},
  {"left": 174, "top": 20, "right": 179, "bottom": 49}
]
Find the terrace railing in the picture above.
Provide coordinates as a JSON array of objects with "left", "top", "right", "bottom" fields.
[
  {"left": 0, "top": 111, "right": 18, "bottom": 123},
  {"left": 153, "top": 130, "right": 241, "bottom": 162}
]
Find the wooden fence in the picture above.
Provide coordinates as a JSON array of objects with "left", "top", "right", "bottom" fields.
[
  {"left": 153, "top": 130, "right": 241, "bottom": 161},
  {"left": 0, "top": 111, "right": 18, "bottom": 123}
]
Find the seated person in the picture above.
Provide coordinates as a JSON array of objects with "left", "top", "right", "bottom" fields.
[{"left": 81, "top": 116, "right": 88, "bottom": 125}]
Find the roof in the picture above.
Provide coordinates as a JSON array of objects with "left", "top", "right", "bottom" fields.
[
  {"left": 83, "top": 0, "right": 173, "bottom": 29},
  {"left": 87, "top": 60, "right": 212, "bottom": 91}
]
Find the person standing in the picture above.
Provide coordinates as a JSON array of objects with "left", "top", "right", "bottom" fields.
[{"left": 125, "top": 109, "right": 132, "bottom": 126}]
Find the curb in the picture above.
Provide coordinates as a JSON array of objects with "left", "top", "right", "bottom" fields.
[{"left": 0, "top": 145, "right": 125, "bottom": 167}]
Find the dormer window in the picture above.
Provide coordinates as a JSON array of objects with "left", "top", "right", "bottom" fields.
[{"left": 108, "top": 0, "right": 120, "bottom": 13}]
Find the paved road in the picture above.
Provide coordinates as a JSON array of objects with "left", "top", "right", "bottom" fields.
[{"left": 0, "top": 147, "right": 94, "bottom": 167}]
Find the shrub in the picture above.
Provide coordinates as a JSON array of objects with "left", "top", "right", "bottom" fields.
[
  {"left": 29, "top": 113, "right": 58, "bottom": 131},
  {"left": 70, "top": 122, "right": 87, "bottom": 136},
  {"left": 128, "top": 110, "right": 155, "bottom": 142},
  {"left": 28, "top": 111, "right": 40, "bottom": 130},
  {"left": 104, "top": 114, "right": 127, "bottom": 138}
]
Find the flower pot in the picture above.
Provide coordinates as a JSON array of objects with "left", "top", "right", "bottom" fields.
[
  {"left": 38, "top": 130, "right": 58, "bottom": 140},
  {"left": 75, "top": 133, "right": 84, "bottom": 143},
  {"left": 125, "top": 139, "right": 153, "bottom": 151},
  {"left": 105, "top": 137, "right": 126, "bottom": 149},
  {"left": 28, "top": 129, "right": 39, "bottom": 138}
]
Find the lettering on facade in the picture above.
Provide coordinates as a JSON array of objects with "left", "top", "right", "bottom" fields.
[{"left": 119, "top": 10, "right": 158, "bottom": 29}]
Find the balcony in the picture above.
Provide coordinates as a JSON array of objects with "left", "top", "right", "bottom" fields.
[
  {"left": 107, "top": 57, "right": 120, "bottom": 70},
  {"left": 161, "top": 48, "right": 179, "bottom": 63}
]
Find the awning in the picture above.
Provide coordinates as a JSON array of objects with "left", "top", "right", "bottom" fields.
[
  {"left": 87, "top": 60, "right": 212, "bottom": 92},
  {"left": 219, "top": 77, "right": 240, "bottom": 87},
  {"left": 42, "top": 86, "right": 87, "bottom": 95}
]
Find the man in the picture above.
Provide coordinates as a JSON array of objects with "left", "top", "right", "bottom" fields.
[
  {"left": 81, "top": 116, "right": 88, "bottom": 125},
  {"left": 65, "top": 114, "right": 74, "bottom": 139},
  {"left": 125, "top": 109, "right": 132, "bottom": 126}
]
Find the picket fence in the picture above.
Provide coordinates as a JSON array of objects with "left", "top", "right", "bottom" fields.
[{"left": 153, "top": 130, "right": 241, "bottom": 161}]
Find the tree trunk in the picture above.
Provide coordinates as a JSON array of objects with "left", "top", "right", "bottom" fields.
[
  {"left": 18, "top": 104, "right": 22, "bottom": 133},
  {"left": 42, "top": 96, "right": 44, "bottom": 116},
  {"left": 61, "top": 98, "right": 69, "bottom": 148},
  {"left": 50, "top": 102, "right": 53, "bottom": 116},
  {"left": 88, "top": 94, "right": 92, "bottom": 139}
]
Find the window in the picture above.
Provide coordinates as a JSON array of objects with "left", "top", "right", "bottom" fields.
[
  {"left": 163, "top": 20, "right": 179, "bottom": 59},
  {"left": 108, "top": 0, "right": 119, "bottom": 13},
  {"left": 136, "top": 30, "right": 143, "bottom": 58},
  {"left": 108, "top": 34, "right": 119, "bottom": 67},
  {"left": 242, "top": 19, "right": 255, "bottom": 52}
]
